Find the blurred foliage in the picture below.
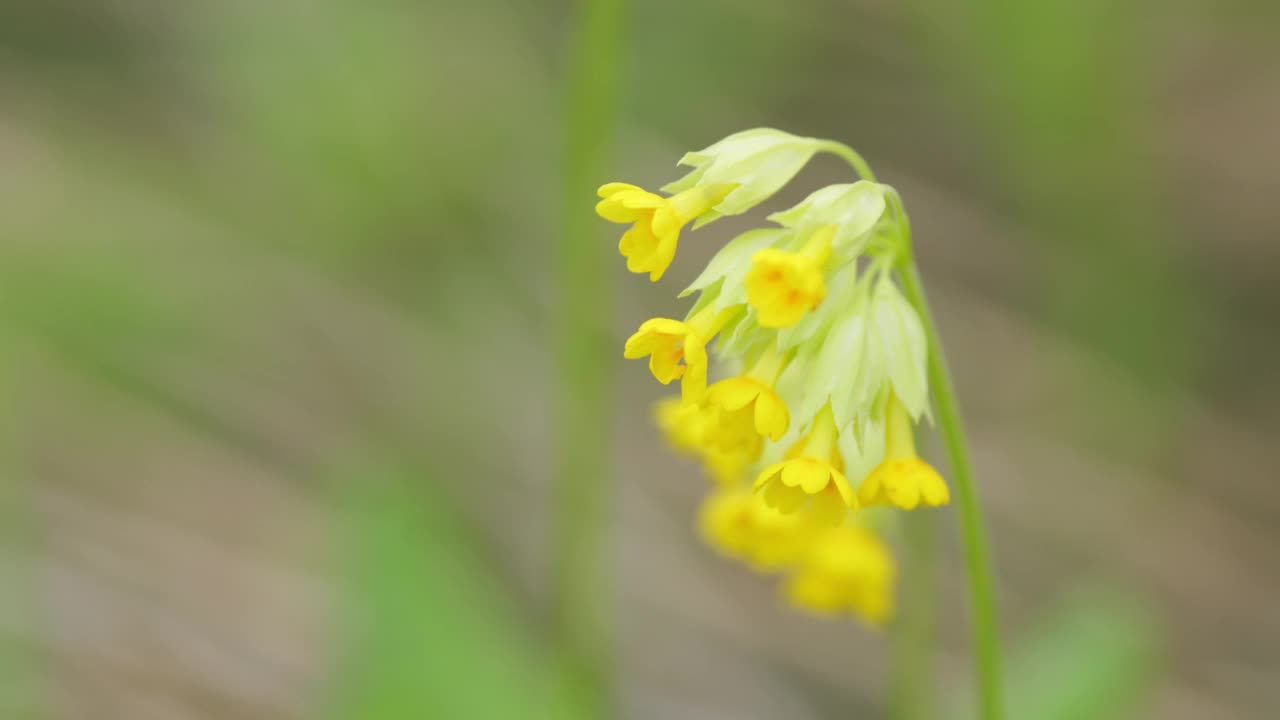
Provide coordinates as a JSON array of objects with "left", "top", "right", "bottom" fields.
[
  {"left": 950, "top": 591, "right": 1160, "bottom": 720},
  {"left": 0, "top": 353, "right": 43, "bottom": 719},
  {"left": 0, "top": 0, "right": 1275, "bottom": 717},
  {"left": 923, "top": 0, "right": 1199, "bottom": 460},
  {"left": 328, "top": 455, "right": 578, "bottom": 720}
]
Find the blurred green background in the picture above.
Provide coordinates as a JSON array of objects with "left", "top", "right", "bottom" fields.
[{"left": 0, "top": 0, "right": 1277, "bottom": 717}]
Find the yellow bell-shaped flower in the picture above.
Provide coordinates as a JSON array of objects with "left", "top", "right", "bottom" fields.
[
  {"left": 653, "top": 395, "right": 755, "bottom": 486},
  {"left": 705, "top": 341, "right": 791, "bottom": 442},
  {"left": 596, "top": 182, "right": 736, "bottom": 282},
  {"left": 753, "top": 403, "right": 859, "bottom": 527},
  {"left": 745, "top": 225, "right": 833, "bottom": 328},
  {"left": 623, "top": 305, "right": 739, "bottom": 402},
  {"left": 699, "top": 487, "right": 816, "bottom": 572},
  {"left": 652, "top": 396, "right": 715, "bottom": 455},
  {"left": 857, "top": 395, "right": 950, "bottom": 510},
  {"left": 784, "top": 525, "right": 896, "bottom": 626}
]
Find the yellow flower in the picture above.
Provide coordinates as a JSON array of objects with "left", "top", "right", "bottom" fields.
[
  {"left": 699, "top": 488, "right": 755, "bottom": 557},
  {"left": 701, "top": 399, "right": 764, "bottom": 462},
  {"left": 745, "top": 225, "right": 834, "bottom": 328},
  {"left": 707, "top": 377, "right": 788, "bottom": 440},
  {"left": 653, "top": 396, "right": 715, "bottom": 455},
  {"left": 857, "top": 395, "right": 950, "bottom": 510},
  {"left": 701, "top": 447, "right": 751, "bottom": 487},
  {"left": 705, "top": 342, "right": 791, "bottom": 442},
  {"left": 624, "top": 305, "right": 739, "bottom": 402},
  {"left": 596, "top": 182, "right": 737, "bottom": 282},
  {"left": 699, "top": 487, "right": 816, "bottom": 572},
  {"left": 753, "top": 404, "right": 858, "bottom": 527},
  {"left": 784, "top": 525, "right": 896, "bottom": 626},
  {"left": 652, "top": 394, "right": 760, "bottom": 487}
]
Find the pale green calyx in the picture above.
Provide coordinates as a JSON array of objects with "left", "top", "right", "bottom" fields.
[
  {"left": 798, "top": 275, "right": 930, "bottom": 435},
  {"left": 680, "top": 227, "right": 788, "bottom": 306},
  {"left": 661, "top": 128, "right": 824, "bottom": 226},
  {"left": 768, "top": 180, "right": 889, "bottom": 262},
  {"left": 868, "top": 279, "right": 929, "bottom": 420}
]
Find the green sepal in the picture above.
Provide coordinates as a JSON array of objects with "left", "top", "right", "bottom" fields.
[
  {"left": 680, "top": 227, "right": 787, "bottom": 306},
  {"left": 660, "top": 128, "right": 823, "bottom": 221}
]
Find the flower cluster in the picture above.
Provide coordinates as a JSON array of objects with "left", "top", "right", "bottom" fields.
[{"left": 598, "top": 129, "right": 950, "bottom": 627}]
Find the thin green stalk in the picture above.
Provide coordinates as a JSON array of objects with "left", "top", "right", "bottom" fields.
[
  {"left": 897, "top": 258, "right": 1006, "bottom": 720},
  {"left": 890, "top": 510, "right": 937, "bottom": 720},
  {"left": 554, "top": 0, "right": 625, "bottom": 715},
  {"left": 820, "top": 141, "right": 878, "bottom": 183}
]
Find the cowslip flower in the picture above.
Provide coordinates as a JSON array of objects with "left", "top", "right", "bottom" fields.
[
  {"left": 623, "top": 305, "right": 739, "bottom": 402},
  {"left": 698, "top": 487, "right": 816, "bottom": 572},
  {"left": 753, "top": 404, "right": 859, "bottom": 527},
  {"left": 858, "top": 394, "right": 950, "bottom": 510},
  {"left": 654, "top": 393, "right": 762, "bottom": 486},
  {"left": 705, "top": 341, "right": 791, "bottom": 442},
  {"left": 652, "top": 396, "right": 717, "bottom": 456},
  {"left": 784, "top": 525, "right": 896, "bottom": 626},
  {"left": 597, "top": 182, "right": 737, "bottom": 282},
  {"left": 654, "top": 385, "right": 774, "bottom": 487},
  {"left": 745, "top": 225, "right": 834, "bottom": 328}
]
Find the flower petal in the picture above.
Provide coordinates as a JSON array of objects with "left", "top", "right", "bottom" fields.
[
  {"left": 886, "top": 476, "right": 921, "bottom": 510},
  {"left": 784, "top": 459, "right": 830, "bottom": 494},
  {"left": 763, "top": 479, "right": 807, "bottom": 513},
  {"left": 918, "top": 462, "right": 950, "bottom": 506},
  {"left": 596, "top": 196, "right": 640, "bottom": 223},
  {"left": 709, "top": 378, "right": 761, "bottom": 412},
  {"left": 754, "top": 388, "right": 790, "bottom": 441},
  {"left": 829, "top": 467, "right": 859, "bottom": 509},
  {"left": 856, "top": 466, "right": 885, "bottom": 507},
  {"left": 679, "top": 333, "right": 709, "bottom": 402},
  {"left": 752, "top": 462, "right": 786, "bottom": 492},
  {"left": 809, "top": 485, "right": 848, "bottom": 527},
  {"left": 597, "top": 182, "right": 642, "bottom": 198}
]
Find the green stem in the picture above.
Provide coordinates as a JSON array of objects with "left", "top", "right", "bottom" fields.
[
  {"left": 819, "top": 140, "right": 878, "bottom": 183},
  {"left": 555, "top": 0, "right": 625, "bottom": 714},
  {"left": 897, "top": 257, "right": 1006, "bottom": 720}
]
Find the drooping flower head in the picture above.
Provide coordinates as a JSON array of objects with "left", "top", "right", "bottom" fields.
[{"left": 601, "top": 128, "right": 952, "bottom": 627}]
